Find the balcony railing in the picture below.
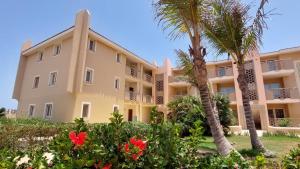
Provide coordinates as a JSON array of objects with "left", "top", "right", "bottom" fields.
[
  {"left": 265, "top": 88, "right": 299, "bottom": 100},
  {"left": 143, "top": 73, "right": 153, "bottom": 83},
  {"left": 170, "top": 94, "right": 187, "bottom": 100},
  {"left": 125, "top": 91, "right": 139, "bottom": 102},
  {"left": 142, "top": 94, "right": 154, "bottom": 104},
  {"left": 126, "top": 66, "right": 139, "bottom": 78},
  {"left": 261, "top": 60, "right": 294, "bottom": 72},
  {"left": 219, "top": 92, "right": 236, "bottom": 102},
  {"left": 168, "top": 76, "right": 189, "bottom": 83},
  {"left": 269, "top": 118, "right": 300, "bottom": 127},
  {"left": 208, "top": 67, "right": 233, "bottom": 78}
]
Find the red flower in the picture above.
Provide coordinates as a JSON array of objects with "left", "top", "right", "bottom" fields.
[
  {"left": 103, "top": 163, "right": 112, "bottom": 169},
  {"left": 94, "top": 161, "right": 112, "bottom": 169},
  {"left": 69, "top": 131, "right": 87, "bottom": 146},
  {"left": 123, "top": 137, "right": 147, "bottom": 161}
]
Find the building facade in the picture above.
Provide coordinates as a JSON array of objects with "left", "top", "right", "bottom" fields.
[{"left": 13, "top": 10, "right": 300, "bottom": 132}]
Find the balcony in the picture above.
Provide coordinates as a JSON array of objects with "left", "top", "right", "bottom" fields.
[
  {"left": 143, "top": 73, "right": 153, "bottom": 84},
  {"left": 209, "top": 67, "right": 234, "bottom": 83},
  {"left": 125, "top": 66, "right": 139, "bottom": 79},
  {"left": 142, "top": 94, "right": 154, "bottom": 104},
  {"left": 168, "top": 76, "right": 189, "bottom": 87},
  {"left": 219, "top": 92, "right": 236, "bottom": 103},
  {"left": 170, "top": 94, "right": 187, "bottom": 101},
  {"left": 261, "top": 60, "right": 294, "bottom": 78},
  {"left": 265, "top": 88, "right": 300, "bottom": 103},
  {"left": 125, "top": 91, "right": 139, "bottom": 102}
]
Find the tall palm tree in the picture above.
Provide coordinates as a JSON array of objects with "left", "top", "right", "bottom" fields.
[
  {"left": 203, "top": 0, "right": 270, "bottom": 151},
  {"left": 153, "top": 0, "right": 233, "bottom": 155}
]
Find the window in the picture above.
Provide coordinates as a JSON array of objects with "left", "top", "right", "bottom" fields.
[
  {"left": 219, "top": 87, "right": 235, "bottom": 95},
  {"left": 89, "top": 40, "right": 96, "bottom": 51},
  {"left": 156, "top": 80, "right": 164, "bottom": 91},
  {"left": 115, "top": 78, "right": 120, "bottom": 89},
  {"left": 49, "top": 72, "right": 57, "bottom": 86},
  {"left": 33, "top": 76, "right": 40, "bottom": 88},
  {"left": 53, "top": 44, "right": 61, "bottom": 56},
  {"left": 85, "top": 68, "right": 94, "bottom": 84},
  {"left": 275, "top": 109, "right": 285, "bottom": 118},
  {"left": 28, "top": 104, "right": 35, "bottom": 117},
  {"left": 81, "top": 103, "right": 90, "bottom": 118},
  {"left": 113, "top": 105, "right": 119, "bottom": 112},
  {"left": 37, "top": 52, "right": 43, "bottom": 61},
  {"left": 44, "top": 103, "right": 53, "bottom": 118},
  {"left": 217, "top": 67, "right": 226, "bottom": 76},
  {"left": 116, "top": 53, "right": 121, "bottom": 63}
]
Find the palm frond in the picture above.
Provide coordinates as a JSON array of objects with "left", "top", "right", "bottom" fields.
[{"left": 175, "top": 49, "right": 198, "bottom": 86}]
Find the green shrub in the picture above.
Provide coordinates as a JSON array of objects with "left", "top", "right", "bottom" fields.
[
  {"left": 283, "top": 144, "right": 300, "bottom": 169},
  {"left": 167, "top": 95, "right": 234, "bottom": 136},
  {"left": 278, "top": 118, "right": 290, "bottom": 127},
  {"left": 0, "top": 107, "right": 6, "bottom": 117},
  {"left": 253, "top": 153, "right": 267, "bottom": 169},
  {"left": 199, "top": 151, "right": 250, "bottom": 169}
]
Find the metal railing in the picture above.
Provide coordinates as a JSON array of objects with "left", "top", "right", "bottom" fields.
[
  {"left": 208, "top": 67, "right": 233, "bottom": 78},
  {"left": 168, "top": 76, "right": 189, "bottom": 83},
  {"left": 265, "top": 88, "right": 299, "bottom": 100},
  {"left": 269, "top": 118, "right": 300, "bottom": 127},
  {"left": 143, "top": 73, "right": 153, "bottom": 83},
  {"left": 125, "top": 91, "right": 139, "bottom": 102},
  {"left": 170, "top": 94, "right": 187, "bottom": 100},
  {"left": 261, "top": 60, "right": 294, "bottom": 72},
  {"left": 219, "top": 92, "right": 236, "bottom": 101},
  {"left": 125, "top": 66, "right": 139, "bottom": 78},
  {"left": 142, "top": 94, "right": 153, "bottom": 104}
]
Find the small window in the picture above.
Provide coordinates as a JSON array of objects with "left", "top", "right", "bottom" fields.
[
  {"left": 81, "top": 103, "right": 90, "bottom": 118},
  {"left": 53, "top": 44, "right": 61, "bottom": 56},
  {"left": 85, "top": 68, "right": 94, "bottom": 84},
  {"left": 37, "top": 52, "right": 43, "bottom": 61},
  {"left": 33, "top": 76, "right": 40, "bottom": 88},
  {"left": 113, "top": 105, "right": 119, "bottom": 112},
  {"left": 49, "top": 72, "right": 57, "bottom": 86},
  {"left": 89, "top": 40, "right": 96, "bottom": 51},
  {"left": 116, "top": 53, "right": 121, "bottom": 63},
  {"left": 114, "top": 78, "right": 120, "bottom": 89},
  {"left": 28, "top": 104, "right": 35, "bottom": 117},
  {"left": 44, "top": 103, "right": 53, "bottom": 118}
]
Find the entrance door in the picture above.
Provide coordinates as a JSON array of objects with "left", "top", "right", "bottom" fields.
[
  {"left": 252, "top": 111, "right": 262, "bottom": 130},
  {"left": 128, "top": 109, "right": 133, "bottom": 121}
]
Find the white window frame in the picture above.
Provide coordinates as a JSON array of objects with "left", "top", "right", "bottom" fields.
[
  {"left": 88, "top": 39, "right": 96, "bottom": 52},
  {"left": 44, "top": 102, "right": 53, "bottom": 119},
  {"left": 28, "top": 104, "right": 36, "bottom": 117},
  {"left": 114, "top": 77, "right": 120, "bottom": 90},
  {"left": 84, "top": 67, "right": 94, "bottom": 84},
  {"left": 32, "top": 75, "right": 40, "bottom": 89},
  {"left": 81, "top": 102, "right": 91, "bottom": 119},
  {"left": 48, "top": 71, "right": 58, "bottom": 86},
  {"left": 116, "top": 53, "right": 121, "bottom": 63},
  {"left": 53, "top": 44, "right": 62, "bottom": 56},
  {"left": 37, "top": 51, "right": 43, "bottom": 62},
  {"left": 113, "top": 104, "right": 119, "bottom": 112}
]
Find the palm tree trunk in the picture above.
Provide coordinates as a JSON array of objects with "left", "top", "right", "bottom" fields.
[
  {"left": 236, "top": 63, "right": 265, "bottom": 151},
  {"left": 193, "top": 55, "right": 233, "bottom": 156}
]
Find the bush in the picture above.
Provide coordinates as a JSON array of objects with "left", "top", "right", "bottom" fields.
[
  {"left": 278, "top": 118, "right": 290, "bottom": 127},
  {"left": 283, "top": 144, "right": 300, "bottom": 169},
  {"left": 167, "top": 95, "right": 234, "bottom": 136},
  {"left": 199, "top": 151, "right": 250, "bottom": 169},
  {"left": 4, "top": 111, "right": 205, "bottom": 168},
  {"left": 0, "top": 107, "right": 6, "bottom": 117}
]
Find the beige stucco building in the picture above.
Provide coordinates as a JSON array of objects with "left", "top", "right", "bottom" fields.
[{"left": 13, "top": 10, "right": 300, "bottom": 132}]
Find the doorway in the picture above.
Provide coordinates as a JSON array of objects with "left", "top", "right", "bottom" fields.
[
  {"left": 252, "top": 111, "right": 262, "bottom": 130},
  {"left": 128, "top": 109, "right": 133, "bottom": 122}
]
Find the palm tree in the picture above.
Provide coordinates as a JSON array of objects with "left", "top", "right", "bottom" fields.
[
  {"left": 203, "top": 0, "right": 270, "bottom": 151},
  {"left": 153, "top": 0, "right": 233, "bottom": 155}
]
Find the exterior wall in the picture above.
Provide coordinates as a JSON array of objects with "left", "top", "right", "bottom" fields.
[{"left": 12, "top": 9, "right": 300, "bottom": 132}]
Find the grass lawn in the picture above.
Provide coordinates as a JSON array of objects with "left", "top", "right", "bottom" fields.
[{"left": 199, "top": 135, "right": 300, "bottom": 158}]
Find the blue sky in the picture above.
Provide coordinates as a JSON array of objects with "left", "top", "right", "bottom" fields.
[{"left": 0, "top": 0, "right": 300, "bottom": 109}]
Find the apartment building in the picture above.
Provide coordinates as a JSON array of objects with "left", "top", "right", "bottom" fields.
[{"left": 13, "top": 10, "right": 300, "bottom": 133}]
